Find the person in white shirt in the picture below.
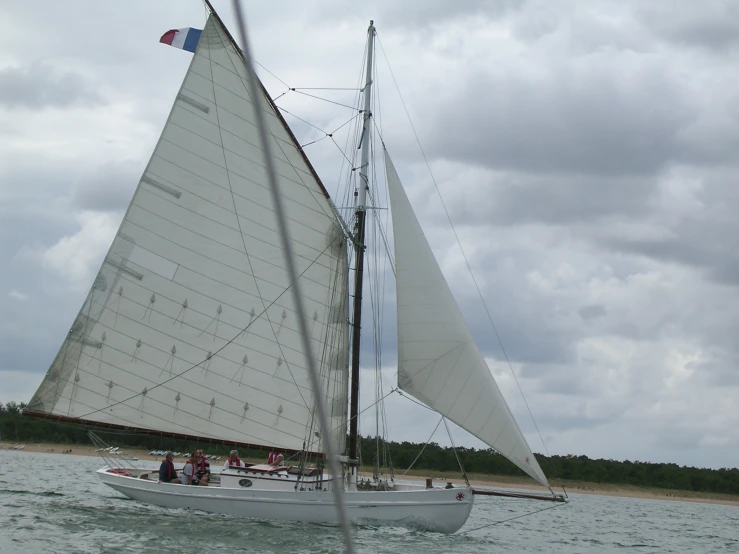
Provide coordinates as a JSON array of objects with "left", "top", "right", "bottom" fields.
[
  {"left": 223, "top": 449, "right": 245, "bottom": 469},
  {"left": 182, "top": 453, "right": 199, "bottom": 485}
]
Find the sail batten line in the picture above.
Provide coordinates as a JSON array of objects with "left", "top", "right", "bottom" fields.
[
  {"left": 154, "top": 137, "right": 333, "bottom": 221},
  {"left": 155, "top": 106, "right": 320, "bottom": 190},
  {"left": 105, "top": 279, "right": 339, "bottom": 366},
  {"left": 171, "top": 94, "right": 328, "bottom": 204},
  {"left": 146, "top": 159, "right": 330, "bottom": 249},
  {"left": 70, "top": 323, "right": 316, "bottom": 409},
  {"left": 183, "top": 68, "right": 281, "bottom": 124},
  {"left": 131, "top": 188, "right": 340, "bottom": 268},
  {"left": 185, "top": 57, "right": 299, "bottom": 127},
  {"left": 56, "top": 377, "right": 310, "bottom": 444},
  {"left": 92, "top": 280, "right": 339, "bottom": 365},
  {"left": 107, "top": 271, "right": 336, "bottom": 357},
  {"left": 171, "top": 93, "right": 307, "bottom": 171},
  {"left": 133, "top": 175, "right": 336, "bottom": 280},
  {"left": 112, "top": 267, "right": 329, "bottom": 332},
  {"left": 143, "top": 159, "right": 332, "bottom": 240},
  {"left": 56, "top": 358, "right": 314, "bottom": 435},
  {"left": 126, "top": 199, "right": 339, "bottom": 281},
  {"left": 53, "top": 385, "right": 291, "bottom": 445},
  {"left": 85, "top": 325, "right": 346, "bottom": 414},
  {"left": 165, "top": 115, "right": 307, "bottom": 178},
  {"left": 120, "top": 218, "right": 341, "bottom": 303},
  {"left": 163, "top": 108, "right": 325, "bottom": 200}
]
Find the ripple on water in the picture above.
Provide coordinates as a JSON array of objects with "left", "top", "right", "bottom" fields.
[{"left": 0, "top": 488, "right": 65, "bottom": 497}]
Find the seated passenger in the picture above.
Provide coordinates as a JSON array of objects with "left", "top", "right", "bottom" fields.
[
  {"left": 182, "top": 453, "right": 200, "bottom": 485},
  {"left": 158, "top": 452, "right": 182, "bottom": 484},
  {"left": 223, "top": 449, "right": 244, "bottom": 469},
  {"left": 268, "top": 450, "right": 285, "bottom": 467},
  {"left": 195, "top": 449, "right": 210, "bottom": 485}
]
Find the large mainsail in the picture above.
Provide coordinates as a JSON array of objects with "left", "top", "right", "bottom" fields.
[
  {"left": 385, "top": 151, "right": 549, "bottom": 487},
  {"left": 28, "top": 15, "right": 350, "bottom": 455}
]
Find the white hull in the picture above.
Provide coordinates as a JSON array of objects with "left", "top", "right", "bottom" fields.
[{"left": 97, "top": 468, "right": 473, "bottom": 533}]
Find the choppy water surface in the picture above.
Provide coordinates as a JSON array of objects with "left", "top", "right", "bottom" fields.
[{"left": 1, "top": 451, "right": 738, "bottom": 553}]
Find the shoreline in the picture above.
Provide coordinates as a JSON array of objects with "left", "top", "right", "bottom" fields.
[{"left": 4, "top": 441, "right": 739, "bottom": 507}]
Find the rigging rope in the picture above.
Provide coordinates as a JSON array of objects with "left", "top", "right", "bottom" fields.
[
  {"left": 229, "top": 3, "right": 354, "bottom": 552},
  {"left": 292, "top": 89, "right": 359, "bottom": 111},
  {"left": 443, "top": 418, "right": 470, "bottom": 486},
  {"left": 292, "top": 87, "right": 360, "bottom": 91},
  {"left": 252, "top": 58, "right": 291, "bottom": 88},
  {"left": 458, "top": 501, "right": 567, "bottom": 535},
  {"left": 401, "top": 415, "right": 443, "bottom": 476}
]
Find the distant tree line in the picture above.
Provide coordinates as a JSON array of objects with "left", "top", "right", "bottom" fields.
[
  {"left": 3, "top": 402, "right": 739, "bottom": 495},
  {"left": 361, "top": 438, "right": 739, "bottom": 495},
  {"left": 0, "top": 401, "right": 265, "bottom": 459}
]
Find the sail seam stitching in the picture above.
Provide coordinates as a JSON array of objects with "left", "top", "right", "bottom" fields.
[
  {"left": 51, "top": 384, "right": 306, "bottom": 445},
  {"left": 155, "top": 137, "right": 329, "bottom": 217},
  {"left": 70, "top": 344, "right": 312, "bottom": 422},
  {"left": 121, "top": 217, "right": 334, "bottom": 300},
  {"left": 89, "top": 278, "right": 338, "bottom": 366},
  {"left": 128, "top": 199, "right": 335, "bottom": 276}
]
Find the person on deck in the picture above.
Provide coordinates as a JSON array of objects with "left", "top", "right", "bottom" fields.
[
  {"left": 195, "top": 449, "right": 210, "bottom": 484},
  {"left": 182, "top": 453, "right": 200, "bottom": 485},
  {"left": 268, "top": 450, "right": 285, "bottom": 467},
  {"left": 158, "top": 452, "right": 181, "bottom": 484},
  {"left": 223, "top": 449, "right": 244, "bottom": 469}
]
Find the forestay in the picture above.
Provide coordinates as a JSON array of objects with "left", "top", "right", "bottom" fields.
[
  {"left": 28, "top": 15, "right": 350, "bottom": 455},
  {"left": 385, "top": 151, "right": 549, "bottom": 487}
]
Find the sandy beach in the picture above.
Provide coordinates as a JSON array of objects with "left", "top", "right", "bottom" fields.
[{"left": 3, "top": 441, "right": 739, "bottom": 507}]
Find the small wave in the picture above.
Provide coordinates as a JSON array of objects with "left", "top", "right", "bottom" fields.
[{"left": 0, "top": 489, "right": 65, "bottom": 497}]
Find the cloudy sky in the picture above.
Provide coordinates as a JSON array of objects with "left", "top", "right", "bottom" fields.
[{"left": 3, "top": 0, "right": 739, "bottom": 471}]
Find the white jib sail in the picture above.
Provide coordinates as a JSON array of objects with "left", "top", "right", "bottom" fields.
[
  {"left": 385, "top": 150, "right": 549, "bottom": 487},
  {"left": 29, "top": 15, "right": 350, "bottom": 455}
]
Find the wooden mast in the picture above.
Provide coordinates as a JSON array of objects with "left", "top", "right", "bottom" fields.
[{"left": 348, "top": 21, "right": 376, "bottom": 475}]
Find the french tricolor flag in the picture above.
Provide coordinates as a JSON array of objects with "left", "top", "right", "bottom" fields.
[{"left": 159, "top": 28, "right": 202, "bottom": 53}]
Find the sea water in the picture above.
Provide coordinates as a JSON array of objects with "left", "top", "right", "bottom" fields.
[{"left": 1, "top": 451, "right": 738, "bottom": 553}]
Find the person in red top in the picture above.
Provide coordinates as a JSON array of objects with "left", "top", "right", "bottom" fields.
[
  {"left": 195, "top": 449, "right": 210, "bottom": 485},
  {"left": 158, "top": 451, "right": 181, "bottom": 483},
  {"left": 223, "top": 449, "right": 244, "bottom": 469},
  {"left": 268, "top": 451, "right": 285, "bottom": 467}
]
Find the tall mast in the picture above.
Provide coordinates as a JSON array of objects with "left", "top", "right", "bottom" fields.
[{"left": 348, "top": 20, "right": 376, "bottom": 469}]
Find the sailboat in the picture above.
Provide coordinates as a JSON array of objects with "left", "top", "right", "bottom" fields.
[{"left": 25, "top": 2, "right": 559, "bottom": 533}]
